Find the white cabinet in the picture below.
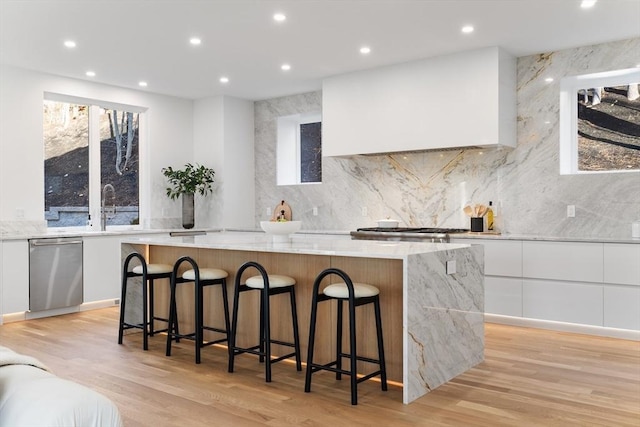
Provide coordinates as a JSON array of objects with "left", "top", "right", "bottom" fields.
[
  {"left": 523, "top": 241, "right": 603, "bottom": 283},
  {"left": 604, "top": 286, "right": 640, "bottom": 330},
  {"left": 475, "top": 239, "right": 522, "bottom": 277},
  {"left": 604, "top": 243, "right": 640, "bottom": 286},
  {"left": 322, "top": 46, "right": 516, "bottom": 156},
  {"left": 83, "top": 236, "right": 123, "bottom": 303},
  {"left": 451, "top": 238, "right": 522, "bottom": 317},
  {"left": 485, "top": 276, "right": 523, "bottom": 317},
  {"left": 453, "top": 238, "right": 639, "bottom": 333},
  {"left": 523, "top": 279, "right": 603, "bottom": 326},
  {"left": 1, "top": 240, "right": 29, "bottom": 314}
]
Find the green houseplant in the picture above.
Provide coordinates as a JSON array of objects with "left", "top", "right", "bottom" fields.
[{"left": 162, "top": 163, "right": 215, "bottom": 229}]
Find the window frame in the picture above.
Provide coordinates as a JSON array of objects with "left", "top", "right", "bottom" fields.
[
  {"left": 43, "top": 92, "right": 146, "bottom": 231},
  {"left": 276, "top": 111, "right": 322, "bottom": 186},
  {"left": 559, "top": 68, "right": 640, "bottom": 175}
]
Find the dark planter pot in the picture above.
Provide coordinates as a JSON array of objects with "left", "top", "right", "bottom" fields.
[{"left": 182, "top": 193, "right": 195, "bottom": 229}]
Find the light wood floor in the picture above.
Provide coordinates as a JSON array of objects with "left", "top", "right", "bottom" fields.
[{"left": 0, "top": 308, "right": 638, "bottom": 426}]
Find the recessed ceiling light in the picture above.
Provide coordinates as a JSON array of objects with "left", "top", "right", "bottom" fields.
[
  {"left": 219, "top": 76, "right": 229, "bottom": 84},
  {"left": 138, "top": 81, "right": 148, "bottom": 87},
  {"left": 581, "top": 0, "right": 597, "bottom": 9},
  {"left": 281, "top": 63, "right": 291, "bottom": 71},
  {"left": 461, "top": 25, "right": 474, "bottom": 34},
  {"left": 360, "top": 46, "right": 371, "bottom": 55},
  {"left": 273, "top": 13, "right": 286, "bottom": 22},
  {"left": 85, "top": 71, "right": 96, "bottom": 77},
  {"left": 545, "top": 77, "right": 554, "bottom": 83},
  {"left": 64, "top": 40, "right": 76, "bottom": 48},
  {"left": 189, "top": 37, "right": 202, "bottom": 45}
]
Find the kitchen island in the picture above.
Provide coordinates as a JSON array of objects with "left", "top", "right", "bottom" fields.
[{"left": 121, "top": 231, "right": 484, "bottom": 404}]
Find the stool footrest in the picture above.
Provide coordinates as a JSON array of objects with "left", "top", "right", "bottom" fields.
[
  {"left": 339, "top": 353, "right": 383, "bottom": 366},
  {"left": 307, "top": 361, "right": 383, "bottom": 384}
]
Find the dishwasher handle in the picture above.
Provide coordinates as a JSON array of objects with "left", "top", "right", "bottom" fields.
[{"left": 30, "top": 239, "right": 83, "bottom": 247}]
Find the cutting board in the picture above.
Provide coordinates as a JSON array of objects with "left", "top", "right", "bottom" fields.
[{"left": 271, "top": 200, "right": 292, "bottom": 221}]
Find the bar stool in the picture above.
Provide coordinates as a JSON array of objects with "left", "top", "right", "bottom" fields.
[
  {"left": 228, "top": 261, "right": 302, "bottom": 382},
  {"left": 165, "top": 256, "right": 231, "bottom": 364},
  {"left": 304, "top": 268, "right": 387, "bottom": 405},
  {"left": 118, "top": 252, "right": 174, "bottom": 350}
]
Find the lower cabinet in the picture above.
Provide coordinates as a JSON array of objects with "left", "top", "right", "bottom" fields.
[
  {"left": 523, "top": 279, "right": 603, "bottom": 326},
  {"left": 1, "top": 240, "right": 29, "bottom": 314},
  {"left": 485, "top": 276, "right": 522, "bottom": 317},
  {"left": 83, "top": 236, "right": 123, "bottom": 303},
  {"left": 454, "top": 238, "right": 639, "bottom": 332},
  {"left": 604, "top": 286, "right": 640, "bottom": 330}
]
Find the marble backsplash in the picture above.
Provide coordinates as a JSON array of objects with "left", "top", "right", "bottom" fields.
[{"left": 255, "top": 38, "right": 640, "bottom": 238}]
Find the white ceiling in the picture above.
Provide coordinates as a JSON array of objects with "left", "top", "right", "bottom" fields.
[{"left": 1, "top": 0, "right": 639, "bottom": 101}]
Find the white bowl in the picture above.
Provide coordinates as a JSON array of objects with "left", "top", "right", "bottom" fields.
[
  {"left": 260, "top": 220, "right": 302, "bottom": 237},
  {"left": 377, "top": 219, "right": 399, "bottom": 228}
]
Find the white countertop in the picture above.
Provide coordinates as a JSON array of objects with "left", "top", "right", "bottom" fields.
[
  {"left": 2, "top": 226, "right": 638, "bottom": 244},
  {"left": 122, "top": 231, "right": 470, "bottom": 259},
  {"left": 450, "top": 232, "right": 640, "bottom": 244}
]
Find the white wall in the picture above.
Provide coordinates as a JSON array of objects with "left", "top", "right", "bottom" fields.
[
  {"left": 0, "top": 65, "right": 193, "bottom": 230},
  {"left": 192, "top": 96, "right": 255, "bottom": 228}
]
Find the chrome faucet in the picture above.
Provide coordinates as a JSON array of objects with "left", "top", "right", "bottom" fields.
[{"left": 101, "top": 184, "right": 116, "bottom": 231}]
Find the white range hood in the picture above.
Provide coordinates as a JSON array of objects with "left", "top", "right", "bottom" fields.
[{"left": 322, "top": 46, "right": 517, "bottom": 156}]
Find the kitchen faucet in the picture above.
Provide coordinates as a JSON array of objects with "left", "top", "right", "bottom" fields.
[{"left": 101, "top": 183, "right": 116, "bottom": 231}]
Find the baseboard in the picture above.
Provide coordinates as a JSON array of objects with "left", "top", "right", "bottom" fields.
[
  {"left": 485, "top": 313, "right": 640, "bottom": 341},
  {"left": 2, "top": 299, "right": 119, "bottom": 324}
]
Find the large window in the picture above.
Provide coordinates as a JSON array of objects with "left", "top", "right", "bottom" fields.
[
  {"left": 560, "top": 68, "right": 640, "bottom": 174},
  {"left": 43, "top": 96, "right": 141, "bottom": 228}
]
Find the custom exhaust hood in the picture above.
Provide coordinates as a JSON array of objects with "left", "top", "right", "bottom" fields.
[{"left": 322, "top": 46, "right": 517, "bottom": 157}]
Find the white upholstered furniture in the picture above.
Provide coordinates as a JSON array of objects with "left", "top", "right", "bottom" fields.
[{"left": 0, "top": 346, "right": 123, "bottom": 427}]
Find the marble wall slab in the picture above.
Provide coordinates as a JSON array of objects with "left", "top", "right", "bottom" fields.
[{"left": 254, "top": 38, "right": 640, "bottom": 238}]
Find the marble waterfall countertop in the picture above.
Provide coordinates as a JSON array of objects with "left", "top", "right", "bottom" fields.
[
  {"left": 122, "top": 230, "right": 472, "bottom": 258},
  {"left": 122, "top": 230, "right": 484, "bottom": 404}
]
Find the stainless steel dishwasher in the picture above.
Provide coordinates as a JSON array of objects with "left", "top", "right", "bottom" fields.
[{"left": 29, "top": 237, "right": 83, "bottom": 312}]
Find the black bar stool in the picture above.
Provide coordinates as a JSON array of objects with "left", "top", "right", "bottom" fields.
[
  {"left": 228, "top": 261, "right": 302, "bottom": 382},
  {"left": 165, "top": 256, "right": 231, "bottom": 364},
  {"left": 304, "top": 268, "right": 387, "bottom": 405},
  {"left": 118, "top": 252, "right": 174, "bottom": 350}
]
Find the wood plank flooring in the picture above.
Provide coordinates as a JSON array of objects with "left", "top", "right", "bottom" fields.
[{"left": 0, "top": 308, "right": 638, "bottom": 426}]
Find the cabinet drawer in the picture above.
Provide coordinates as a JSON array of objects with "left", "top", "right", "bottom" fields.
[
  {"left": 604, "top": 286, "right": 640, "bottom": 330},
  {"left": 450, "top": 239, "right": 522, "bottom": 277},
  {"left": 604, "top": 244, "right": 640, "bottom": 286},
  {"left": 485, "top": 276, "right": 522, "bottom": 316},
  {"left": 523, "top": 279, "right": 603, "bottom": 326},
  {"left": 523, "top": 241, "right": 603, "bottom": 283}
]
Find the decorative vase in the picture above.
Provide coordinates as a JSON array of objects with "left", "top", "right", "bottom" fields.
[{"left": 182, "top": 193, "right": 195, "bottom": 229}]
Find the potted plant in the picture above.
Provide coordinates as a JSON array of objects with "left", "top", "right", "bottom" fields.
[{"left": 162, "top": 163, "right": 215, "bottom": 229}]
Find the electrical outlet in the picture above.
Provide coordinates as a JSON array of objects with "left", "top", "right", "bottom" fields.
[
  {"left": 266, "top": 207, "right": 272, "bottom": 216},
  {"left": 446, "top": 260, "right": 457, "bottom": 275},
  {"left": 567, "top": 205, "right": 575, "bottom": 218},
  {"left": 361, "top": 207, "right": 368, "bottom": 216},
  {"left": 15, "top": 208, "right": 24, "bottom": 219},
  {"left": 312, "top": 207, "right": 318, "bottom": 216}
]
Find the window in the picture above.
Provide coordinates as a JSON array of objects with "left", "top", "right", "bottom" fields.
[
  {"left": 277, "top": 112, "right": 322, "bottom": 185},
  {"left": 43, "top": 95, "right": 142, "bottom": 228},
  {"left": 559, "top": 68, "right": 640, "bottom": 174}
]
